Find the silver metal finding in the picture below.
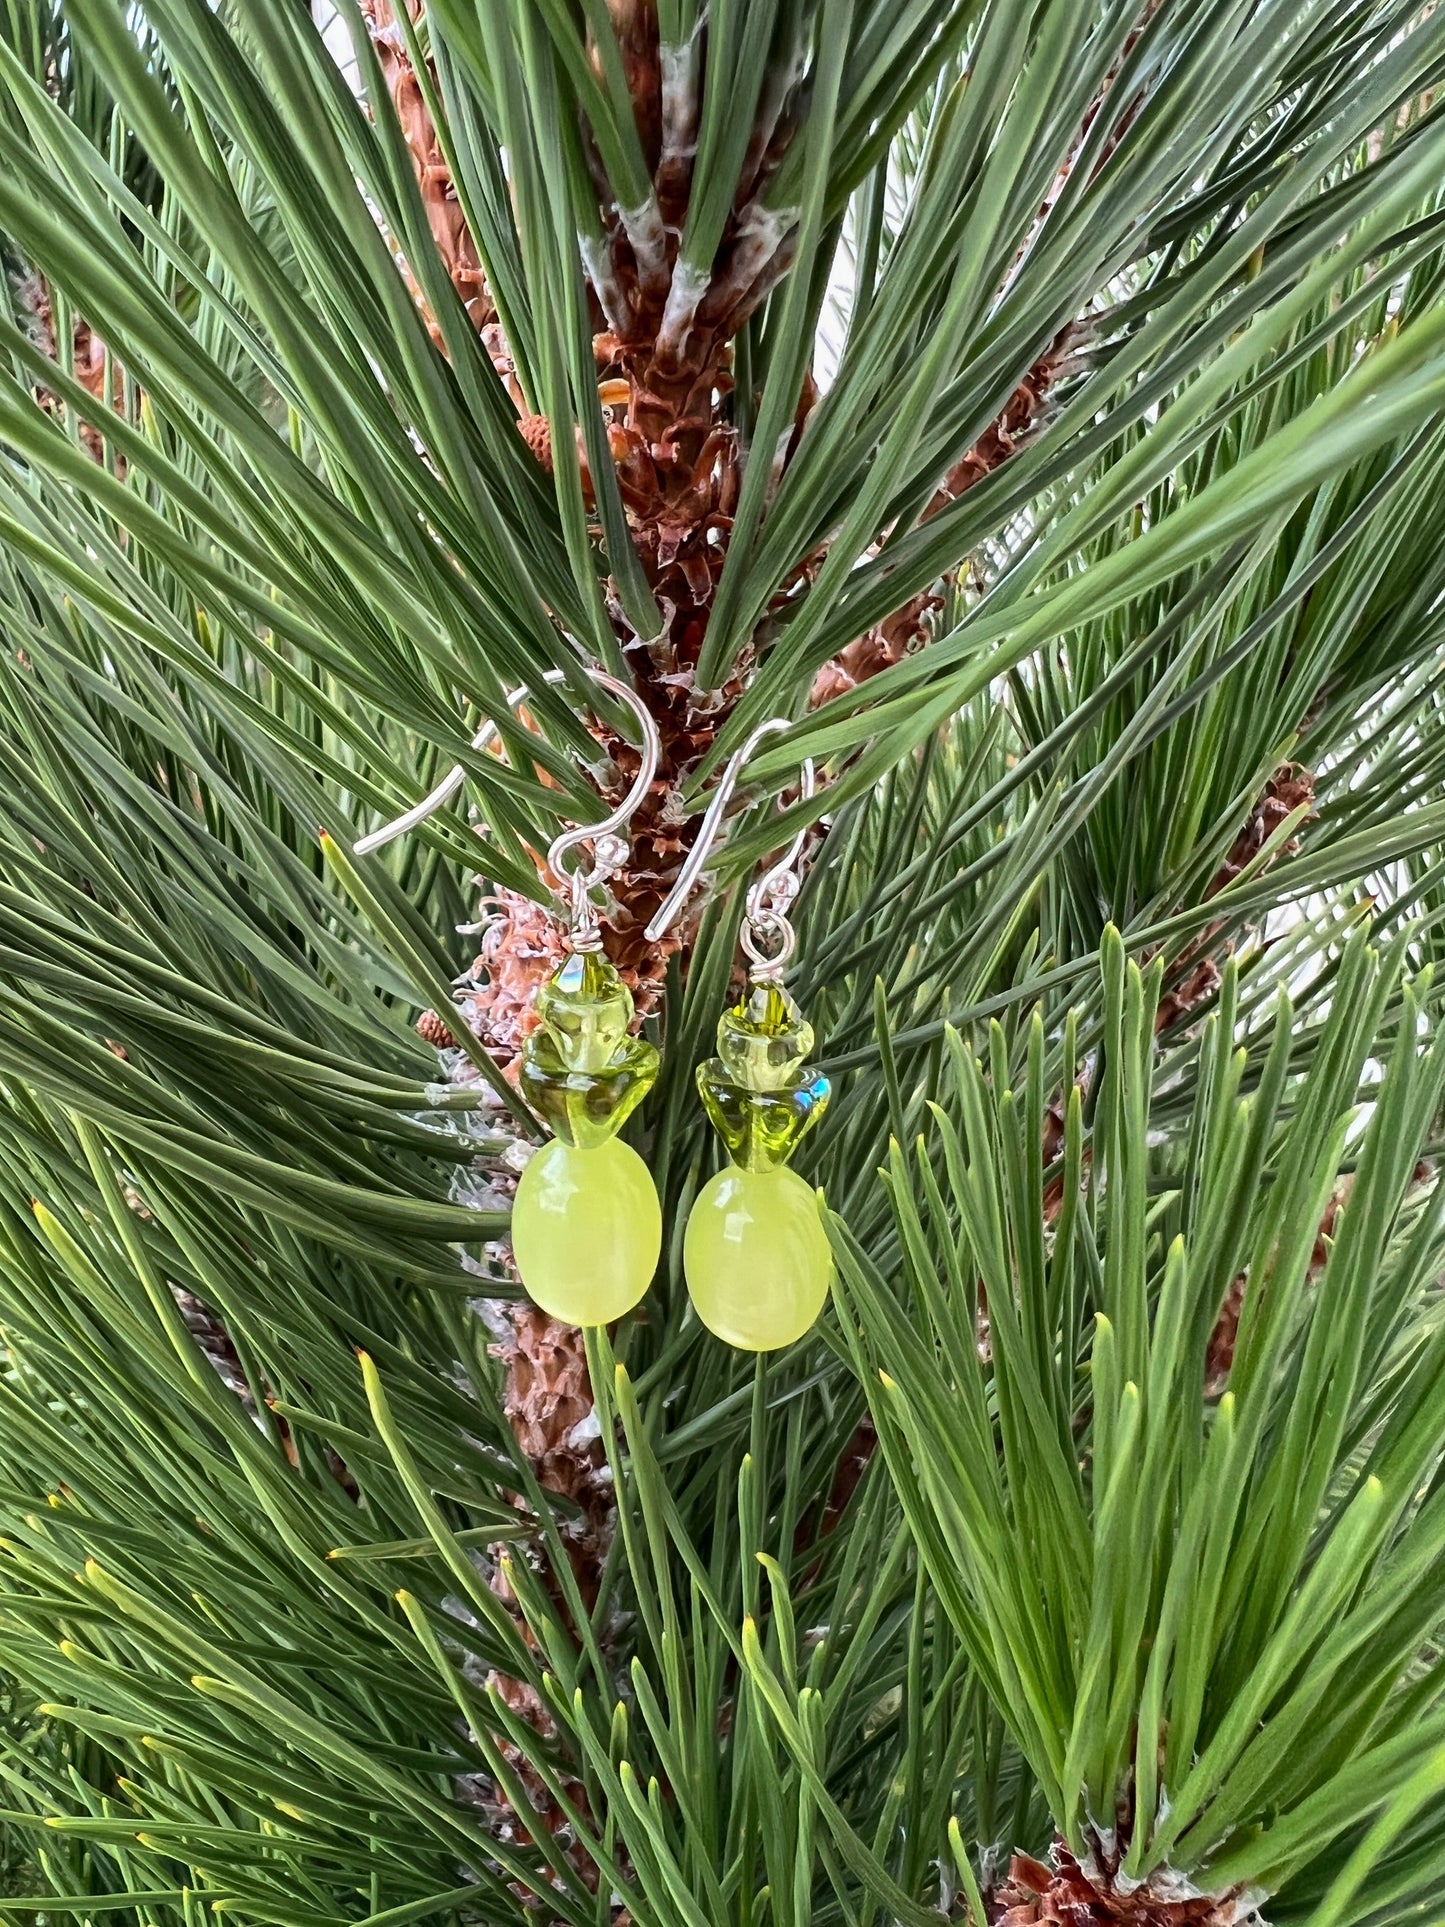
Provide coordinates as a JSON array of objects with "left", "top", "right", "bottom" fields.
[
  {"left": 645, "top": 718, "right": 814, "bottom": 981},
  {"left": 353, "top": 666, "right": 660, "bottom": 951}
]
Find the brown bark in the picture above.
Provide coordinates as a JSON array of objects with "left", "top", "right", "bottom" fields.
[
  {"left": 988, "top": 1844, "right": 1262, "bottom": 1927},
  {"left": 1156, "top": 762, "right": 1317, "bottom": 1035},
  {"left": 811, "top": 330, "right": 1080, "bottom": 706},
  {"left": 15, "top": 271, "right": 125, "bottom": 465},
  {"left": 1203, "top": 1166, "right": 1436, "bottom": 1397},
  {"left": 358, "top": 0, "right": 496, "bottom": 339}
]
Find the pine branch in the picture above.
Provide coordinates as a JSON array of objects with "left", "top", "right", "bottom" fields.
[{"left": 3, "top": 5, "right": 1445, "bottom": 1925}]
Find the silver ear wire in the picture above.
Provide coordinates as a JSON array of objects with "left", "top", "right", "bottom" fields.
[
  {"left": 354, "top": 666, "right": 660, "bottom": 951},
  {"left": 644, "top": 718, "right": 814, "bottom": 980},
  {"left": 353, "top": 673, "right": 563, "bottom": 858}
]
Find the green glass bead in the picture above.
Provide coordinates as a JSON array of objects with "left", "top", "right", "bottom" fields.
[
  {"left": 511, "top": 1136, "right": 661, "bottom": 1327},
  {"left": 697, "top": 981, "right": 829, "bottom": 1172},
  {"left": 683, "top": 1166, "right": 833, "bottom": 1351},
  {"left": 534, "top": 951, "right": 634, "bottom": 1071},
  {"left": 520, "top": 952, "right": 659, "bottom": 1148},
  {"left": 696, "top": 1061, "right": 829, "bottom": 1172},
  {"left": 715, "top": 982, "right": 814, "bottom": 1090},
  {"left": 523, "top": 1032, "right": 659, "bottom": 1148}
]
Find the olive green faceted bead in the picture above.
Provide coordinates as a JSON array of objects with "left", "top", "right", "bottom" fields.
[
  {"left": 697, "top": 980, "right": 830, "bottom": 1172},
  {"left": 683, "top": 1165, "right": 832, "bottom": 1351},
  {"left": 715, "top": 982, "right": 814, "bottom": 1090},
  {"left": 520, "top": 951, "right": 659, "bottom": 1148},
  {"left": 512, "top": 1136, "right": 661, "bottom": 1327},
  {"left": 523, "top": 1033, "right": 659, "bottom": 1148},
  {"left": 696, "top": 1061, "right": 829, "bottom": 1172},
  {"left": 533, "top": 951, "right": 634, "bottom": 1072}
]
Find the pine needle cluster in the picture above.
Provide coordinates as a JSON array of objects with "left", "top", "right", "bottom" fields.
[{"left": 1, "top": 5, "right": 1445, "bottom": 1926}]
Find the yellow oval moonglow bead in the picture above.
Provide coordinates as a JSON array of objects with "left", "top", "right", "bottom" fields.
[
  {"left": 511, "top": 1136, "right": 661, "bottom": 1327},
  {"left": 683, "top": 1166, "right": 832, "bottom": 1351}
]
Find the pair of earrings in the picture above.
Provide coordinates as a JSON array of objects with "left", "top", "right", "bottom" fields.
[{"left": 358, "top": 680, "right": 831, "bottom": 1351}]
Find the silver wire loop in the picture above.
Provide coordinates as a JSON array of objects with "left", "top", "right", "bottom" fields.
[
  {"left": 353, "top": 666, "right": 660, "bottom": 949},
  {"left": 644, "top": 718, "right": 814, "bottom": 980},
  {"left": 740, "top": 908, "right": 797, "bottom": 977}
]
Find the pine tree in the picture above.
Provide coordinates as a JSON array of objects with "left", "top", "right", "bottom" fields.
[{"left": 3, "top": 3, "right": 1445, "bottom": 1923}]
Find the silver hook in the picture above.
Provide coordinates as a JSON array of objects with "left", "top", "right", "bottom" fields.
[
  {"left": 645, "top": 718, "right": 814, "bottom": 981},
  {"left": 354, "top": 666, "right": 660, "bottom": 951}
]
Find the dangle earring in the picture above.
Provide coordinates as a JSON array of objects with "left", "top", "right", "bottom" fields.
[
  {"left": 357, "top": 669, "right": 663, "bottom": 1328},
  {"left": 647, "top": 721, "right": 832, "bottom": 1351}
]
